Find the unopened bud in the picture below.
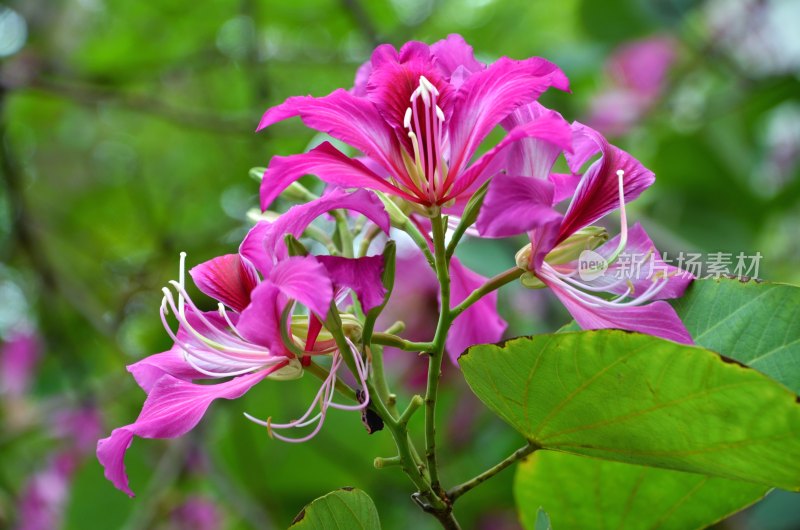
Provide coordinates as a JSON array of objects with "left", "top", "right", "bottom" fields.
[
  {"left": 546, "top": 226, "right": 608, "bottom": 265},
  {"left": 515, "top": 243, "right": 533, "bottom": 270}
]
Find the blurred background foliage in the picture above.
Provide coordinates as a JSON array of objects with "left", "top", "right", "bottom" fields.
[{"left": 0, "top": 0, "right": 799, "bottom": 528}]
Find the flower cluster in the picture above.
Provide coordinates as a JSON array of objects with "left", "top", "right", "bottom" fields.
[{"left": 97, "top": 34, "right": 693, "bottom": 496}]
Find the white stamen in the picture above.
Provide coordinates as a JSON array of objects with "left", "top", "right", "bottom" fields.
[
  {"left": 419, "top": 75, "right": 439, "bottom": 96},
  {"left": 435, "top": 105, "right": 445, "bottom": 122},
  {"left": 403, "top": 107, "right": 412, "bottom": 129}
]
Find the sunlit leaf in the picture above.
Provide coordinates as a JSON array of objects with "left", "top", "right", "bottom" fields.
[
  {"left": 515, "top": 452, "right": 768, "bottom": 530},
  {"left": 461, "top": 330, "right": 800, "bottom": 490}
]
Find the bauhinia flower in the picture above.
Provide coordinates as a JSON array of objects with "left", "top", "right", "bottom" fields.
[
  {"left": 588, "top": 36, "right": 677, "bottom": 136},
  {"left": 478, "top": 117, "right": 693, "bottom": 344},
  {"left": 97, "top": 189, "right": 391, "bottom": 496},
  {"left": 256, "top": 34, "right": 570, "bottom": 213}
]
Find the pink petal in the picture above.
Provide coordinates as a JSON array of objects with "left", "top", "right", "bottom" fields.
[
  {"left": 260, "top": 142, "right": 411, "bottom": 210},
  {"left": 239, "top": 221, "right": 272, "bottom": 276},
  {"left": 365, "top": 41, "right": 454, "bottom": 151},
  {"left": 317, "top": 255, "right": 386, "bottom": 311},
  {"left": 502, "top": 105, "right": 570, "bottom": 181},
  {"left": 262, "top": 188, "right": 391, "bottom": 262},
  {"left": 447, "top": 56, "right": 569, "bottom": 177},
  {"left": 97, "top": 369, "right": 273, "bottom": 496},
  {"left": 267, "top": 256, "right": 333, "bottom": 318},
  {"left": 446, "top": 108, "right": 573, "bottom": 200},
  {"left": 257, "top": 89, "right": 403, "bottom": 179},
  {"left": 590, "top": 223, "right": 693, "bottom": 299},
  {"left": 127, "top": 346, "right": 210, "bottom": 393},
  {"left": 546, "top": 280, "right": 693, "bottom": 345},
  {"left": 558, "top": 122, "right": 655, "bottom": 242},
  {"left": 549, "top": 172, "right": 582, "bottom": 204},
  {"left": 430, "top": 33, "right": 484, "bottom": 81},
  {"left": 189, "top": 254, "right": 258, "bottom": 312},
  {"left": 447, "top": 259, "right": 507, "bottom": 363},
  {"left": 476, "top": 174, "right": 561, "bottom": 238},
  {"left": 235, "top": 282, "right": 284, "bottom": 352}
]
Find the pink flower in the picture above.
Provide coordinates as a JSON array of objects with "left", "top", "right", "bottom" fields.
[
  {"left": 97, "top": 189, "right": 391, "bottom": 496},
  {"left": 588, "top": 37, "right": 677, "bottom": 136},
  {"left": 0, "top": 330, "right": 41, "bottom": 398},
  {"left": 17, "top": 453, "right": 76, "bottom": 530},
  {"left": 172, "top": 496, "right": 222, "bottom": 530},
  {"left": 256, "top": 34, "right": 569, "bottom": 211},
  {"left": 478, "top": 119, "right": 693, "bottom": 344}
]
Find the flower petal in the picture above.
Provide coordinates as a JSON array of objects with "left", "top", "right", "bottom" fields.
[
  {"left": 546, "top": 279, "right": 693, "bottom": 344},
  {"left": 97, "top": 369, "right": 273, "bottom": 496},
  {"left": 447, "top": 56, "right": 569, "bottom": 177},
  {"left": 446, "top": 108, "right": 573, "bottom": 200},
  {"left": 549, "top": 172, "right": 582, "bottom": 204},
  {"left": 476, "top": 174, "right": 561, "bottom": 238},
  {"left": 189, "top": 254, "right": 258, "bottom": 312},
  {"left": 127, "top": 346, "right": 210, "bottom": 393},
  {"left": 316, "top": 255, "right": 386, "bottom": 311},
  {"left": 559, "top": 122, "right": 655, "bottom": 241},
  {"left": 267, "top": 256, "right": 333, "bottom": 318},
  {"left": 430, "top": 33, "right": 484, "bottom": 81},
  {"left": 260, "top": 142, "right": 411, "bottom": 210},
  {"left": 239, "top": 221, "right": 272, "bottom": 276},
  {"left": 257, "top": 89, "right": 403, "bottom": 179},
  {"left": 262, "top": 188, "right": 391, "bottom": 261},
  {"left": 447, "top": 259, "right": 507, "bottom": 363},
  {"left": 365, "top": 41, "right": 453, "bottom": 134},
  {"left": 589, "top": 223, "right": 694, "bottom": 299}
]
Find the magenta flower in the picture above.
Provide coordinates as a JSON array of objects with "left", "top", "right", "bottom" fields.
[
  {"left": 172, "top": 496, "right": 222, "bottom": 530},
  {"left": 588, "top": 37, "right": 677, "bottom": 136},
  {"left": 17, "top": 453, "right": 76, "bottom": 530},
  {"left": 256, "top": 34, "right": 569, "bottom": 211},
  {"left": 0, "top": 330, "right": 41, "bottom": 398},
  {"left": 97, "top": 189, "right": 391, "bottom": 496},
  {"left": 478, "top": 119, "right": 692, "bottom": 344}
]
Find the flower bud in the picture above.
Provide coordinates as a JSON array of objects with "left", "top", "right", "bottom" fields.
[
  {"left": 515, "top": 243, "right": 533, "bottom": 270},
  {"left": 545, "top": 226, "right": 608, "bottom": 265}
]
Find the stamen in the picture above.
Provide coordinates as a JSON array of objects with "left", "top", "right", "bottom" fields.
[
  {"left": 403, "top": 108, "right": 412, "bottom": 129},
  {"left": 605, "top": 170, "right": 629, "bottom": 265}
]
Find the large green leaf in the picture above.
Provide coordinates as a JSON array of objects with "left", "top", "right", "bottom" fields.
[
  {"left": 289, "top": 488, "right": 381, "bottom": 529},
  {"left": 460, "top": 330, "right": 800, "bottom": 490},
  {"left": 515, "top": 452, "right": 768, "bottom": 530},
  {"left": 672, "top": 278, "right": 800, "bottom": 394}
]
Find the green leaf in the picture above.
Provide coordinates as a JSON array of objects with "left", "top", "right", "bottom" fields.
[
  {"left": 515, "top": 452, "right": 768, "bottom": 530},
  {"left": 673, "top": 278, "right": 800, "bottom": 393},
  {"left": 535, "top": 507, "right": 552, "bottom": 530},
  {"left": 460, "top": 330, "right": 800, "bottom": 490},
  {"left": 289, "top": 488, "right": 381, "bottom": 529}
]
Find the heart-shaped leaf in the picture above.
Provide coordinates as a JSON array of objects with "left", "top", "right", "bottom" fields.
[
  {"left": 460, "top": 330, "right": 800, "bottom": 490},
  {"left": 289, "top": 488, "right": 381, "bottom": 529}
]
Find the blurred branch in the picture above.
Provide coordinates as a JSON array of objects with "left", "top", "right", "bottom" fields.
[
  {"left": 340, "top": 0, "right": 380, "bottom": 47},
  {"left": 24, "top": 76, "right": 256, "bottom": 135}
]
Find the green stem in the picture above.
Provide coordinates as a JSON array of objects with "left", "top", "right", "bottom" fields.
[
  {"left": 425, "top": 214, "right": 452, "bottom": 494},
  {"left": 450, "top": 267, "right": 524, "bottom": 319},
  {"left": 371, "top": 332, "right": 434, "bottom": 353},
  {"left": 447, "top": 443, "right": 538, "bottom": 502},
  {"left": 332, "top": 209, "right": 354, "bottom": 258},
  {"left": 368, "top": 343, "right": 397, "bottom": 415}
]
